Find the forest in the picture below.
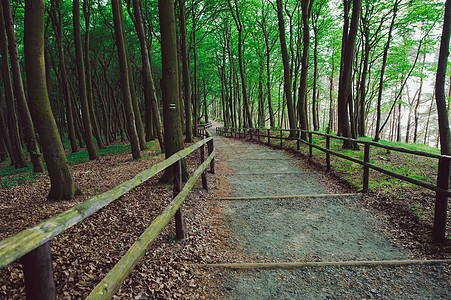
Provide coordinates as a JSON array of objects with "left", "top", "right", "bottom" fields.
[
  {"left": 1, "top": 0, "right": 451, "bottom": 297},
  {"left": 0, "top": 0, "right": 448, "bottom": 165}
]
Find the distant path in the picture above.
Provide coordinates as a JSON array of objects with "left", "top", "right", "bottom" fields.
[{"left": 206, "top": 121, "right": 450, "bottom": 299}]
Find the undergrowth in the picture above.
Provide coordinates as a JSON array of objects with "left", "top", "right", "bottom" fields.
[{"left": 0, "top": 140, "right": 159, "bottom": 188}]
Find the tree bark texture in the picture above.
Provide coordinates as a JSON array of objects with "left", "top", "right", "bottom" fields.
[
  {"left": 2, "top": 1, "right": 44, "bottom": 172},
  {"left": 112, "top": 0, "right": 141, "bottom": 159},
  {"left": 433, "top": 0, "right": 451, "bottom": 243},
  {"left": 276, "top": 0, "right": 297, "bottom": 135},
  {"left": 24, "top": 0, "right": 80, "bottom": 200},
  {"left": 73, "top": 0, "right": 97, "bottom": 160},
  {"left": 158, "top": 0, "right": 187, "bottom": 182}
]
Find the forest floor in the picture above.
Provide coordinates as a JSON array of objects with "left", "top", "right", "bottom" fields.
[{"left": 0, "top": 121, "right": 450, "bottom": 298}]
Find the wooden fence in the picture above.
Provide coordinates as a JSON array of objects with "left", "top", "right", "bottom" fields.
[
  {"left": 0, "top": 137, "right": 215, "bottom": 299},
  {"left": 217, "top": 127, "right": 450, "bottom": 242}
]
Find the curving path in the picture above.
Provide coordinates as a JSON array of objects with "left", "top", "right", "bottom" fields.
[{"left": 206, "top": 121, "right": 451, "bottom": 299}]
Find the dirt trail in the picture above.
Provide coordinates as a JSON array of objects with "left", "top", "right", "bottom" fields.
[{"left": 207, "top": 121, "right": 451, "bottom": 299}]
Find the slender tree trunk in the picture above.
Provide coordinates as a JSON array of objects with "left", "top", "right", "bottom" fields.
[
  {"left": 312, "top": 23, "right": 319, "bottom": 131},
  {"left": 0, "top": 10, "right": 26, "bottom": 168},
  {"left": 276, "top": 0, "right": 296, "bottom": 135},
  {"left": 227, "top": 0, "right": 252, "bottom": 129},
  {"left": 359, "top": 23, "right": 370, "bottom": 136},
  {"left": 424, "top": 92, "right": 435, "bottom": 145},
  {"left": 128, "top": 63, "right": 148, "bottom": 150},
  {"left": 130, "top": 0, "right": 164, "bottom": 151},
  {"left": 0, "top": 95, "right": 14, "bottom": 165},
  {"left": 413, "top": 52, "right": 426, "bottom": 144},
  {"left": 112, "top": 0, "right": 141, "bottom": 159},
  {"left": 297, "top": 0, "right": 313, "bottom": 138},
  {"left": 178, "top": 0, "right": 193, "bottom": 142},
  {"left": 338, "top": 0, "right": 361, "bottom": 148},
  {"left": 73, "top": 0, "right": 97, "bottom": 160},
  {"left": 25, "top": 0, "right": 80, "bottom": 200},
  {"left": 50, "top": 0, "right": 78, "bottom": 153},
  {"left": 83, "top": 0, "right": 104, "bottom": 149},
  {"left": 2, "top": 1, "right": 44, "bottom": 172},
  {"left": 374, "top": 0, "right": 399, "bottom": 142},
  {"left": 327, "top": 49, "right": 335, "bottom": 134}
]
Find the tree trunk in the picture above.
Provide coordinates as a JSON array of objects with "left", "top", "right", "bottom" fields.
[
  {"left": 158, "top": 0, "right": 186, "bottom": 182},
  {"left": 2, "top": 1, "right": 44, "bottom": 172},
  {"left": 338, "top": 0, "right": 361, "bottom": 149},
  {"left": 128, "top": 63, "right": 148, "bottom": 150},
  {"left": 73, "top": 0, "right": 97, "bottom": 160},
  {"left": 83, "top": 0, "right": 104, "bottom": 149},
  {"left": 312, "top": 23, "right": 319, "bottom": 131},
  {"left": 0, "top": 95, "right": 14, "bottom": 164},
  {"left": 178, "top": 0, "right": 193, "bottom": 142},
  {"left": 374, "top": 0, "right": 399, "bottom": 142},
  {"left": 112, "top": 0, "right": 141, "bottom": 159},
  {"left": 50, "top": 0, "right": 78, "bottom": 153},
  {"left": 227, "top": 0, "right": 252, "bottom": 129},
  {"left": 24, "top": 0, "right": 80, "bottom": 200},
  {"left": 297, "top": 0, "right": 314, "bottom": 138},
  {"left": 276, "top": 0, "right": 296, "bottom": 135},
  {"left": 0, "top": 9, "right": 26, "bottom": 168},
  {"left": 432, "top": 0, "right": 451, "bottom": 243},
  {"left": 413, "top": 52, "right": 426, "bottom": 144}
]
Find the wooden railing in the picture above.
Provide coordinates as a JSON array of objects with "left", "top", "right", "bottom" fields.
[
  {"left": 217, "top": 127, "right": 450, "bottom": 241},
  {"left": 197, "top": 122, "right": 212, "bottom": 138},
  {"left": 0, "top": 137, "right": 215, "bottom": 299}
]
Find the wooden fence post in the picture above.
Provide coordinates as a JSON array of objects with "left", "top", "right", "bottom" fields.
[
  {"left": 22, "top": 242, "right": 56, "bottom": 300},
  {"left": 433, "top": 156, "right": 450, "bottom": 243},
  {"left": 326, "top": 136, "right": 331, "bottom": 172},
  {"left": 200, "top": 144, "right": 208, "bottom": 190},
  {"left": 208, "top": 139, "right": 215, "bottom": 174},
  {"left": 250, "top": 128, "right": 253, "bottom": 140},
  {"left": 267, "top": 129, "right": 270, "bottom": 145},
  {"left": 363, "top": 144, "right": 370, "bottom": 193},
  {"left": 280, "top": 129, "right": 283, "bottom": 147},
  {"left": 173, "top": 160, "right": 184, "bottom": 240},
  {"left": 309, "top": 132, "right": 313, "bottom": 157},
  {"left": 297, "top": 130, "right": 300, "bottom": 150}
]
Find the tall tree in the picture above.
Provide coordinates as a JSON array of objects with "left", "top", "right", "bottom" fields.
[
  {"left": 337, "top": 0, "right": 361, "bottom": 148},
  {"left": 24, "top": 0, "right": 80, "bottom": 200},
  {"left": 2, "top": 1, "right": 44, "bottom": 172},
  {"left": 158, "top": 0, "right": 186, "bottom": 181},
  {"left": 0, "top": 6, "right": 26, "bottom": 169},
  {"left": 227, "top": 0, "right": 253, "bottom": 129},
  {"left": 373, "top": 0, "right": 400, "bottom": 142},
  {"left": 432, "top": 0, "right": 451, "bottom": 243},
  {"left": 297, "top": 0, "right": 313, "bottom": 139},
  {"left": 178, "top": 0, "right": 193, "bottom": 142},
  {"left": 49, "top": 0, "right": 79, "bottom": 153},
  {"left": 112, "top": 0, "right": 141, "bottom": 159},
  {"left": 73, "top": 0, "right": 97, "bottom": 160},
  {"left": 275, "top": 0, "right": 297, "bottom": 136},
  {"left": 83, "top": 0, "right": 104, "bottom": 149},
  {"left": 128, "top": 0, "right": 165, "bottom": 152}
]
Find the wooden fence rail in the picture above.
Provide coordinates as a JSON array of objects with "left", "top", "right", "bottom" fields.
[
  {"left": 0, "top": 137, "right": 215, "bottom": 299},
  {"left": 217, "top": 126, "right": 450, "bottom": 242}
]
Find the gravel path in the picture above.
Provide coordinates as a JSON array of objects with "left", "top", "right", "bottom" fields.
[{"left": 208, "top": 122, "right": 451, "bottom": 299}]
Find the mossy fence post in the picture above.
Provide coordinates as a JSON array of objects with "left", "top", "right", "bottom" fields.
[
  {"left": 173, "top": 159, "right": 184, "bottom": 240},
  {"left": 326, "top": 136, "right": 331, "bottom": 172},
  {"left": 363, "top": 144, "right": 370, "bottom": 193},
  {"left": 200, "top": 144, "right": 208, "bottom": 190},
  {"left": 22, "top": 242, "right": 56, "bottom": 300},
  {"left": 208, "top": 139, "right": 215, "bottom": 174}
]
